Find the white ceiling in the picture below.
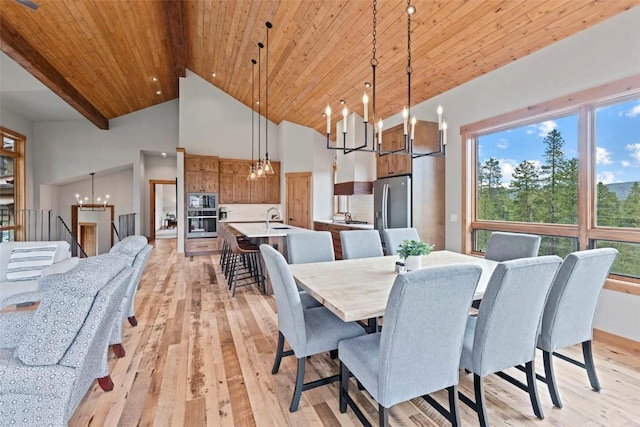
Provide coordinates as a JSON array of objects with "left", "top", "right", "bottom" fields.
[{"left": 0, "top": 51, "right": 84, "bottom": 122}]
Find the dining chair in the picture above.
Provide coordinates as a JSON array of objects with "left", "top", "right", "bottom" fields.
[
  {"left": 339, "top": 264, "right": 482, "bottom": 427},
  {"left": 484, "top": 231, "right": 541, "bottom": 262},
  {"left": 340, "top": 229, "right": 384, "bottom": 259},
  {"left": 459, "top": 255, "right": 562, "bottom": 427},
  {"left": 382, "top": 227, "right": 421, "bottom": 255},
  {"left": 259, "top": 244, "right": 365, "bottom": 412},
  {"left": 286, "top": 231, "right": 334, "bottom": 309},
  {"left": 536, "top": 248, "right": 618, "bottom": 408}
]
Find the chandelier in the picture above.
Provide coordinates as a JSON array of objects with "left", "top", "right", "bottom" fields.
[
  {"left": 324, "top": 0, "right": 448, "bottom": 158},
  {"left": 76, "top": 172, "right": 110, "bottom": 211},
  {"left": 247, "top": 58, "right": 258, "bottom": 180}
]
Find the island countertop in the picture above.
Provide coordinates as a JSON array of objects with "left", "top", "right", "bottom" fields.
[{"left": 227, "top": 222, "right": 313, "bottom": 238}]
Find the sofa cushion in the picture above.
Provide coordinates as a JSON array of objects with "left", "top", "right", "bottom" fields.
[
  {"left": 6, "top": 245, "right": 57, "bottom": 282},
  {"left": 0, "top": 241, "right": 71, "bottom": 281}
]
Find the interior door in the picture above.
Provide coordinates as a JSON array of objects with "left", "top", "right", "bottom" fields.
[
  {"left": 286, "top": 172, "right": 311, "bottom": 229},
  {"left": 79, "top": 222, "right": 97, "bottom": 257}
]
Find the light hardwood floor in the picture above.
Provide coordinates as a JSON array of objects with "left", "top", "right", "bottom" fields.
[{"left": 70, "top": 239, "right": 640, "bottom": 426}]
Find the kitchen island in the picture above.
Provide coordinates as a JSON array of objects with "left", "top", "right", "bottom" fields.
[{"left": 226, "top": 222, "right": 313, "bottom": 294}]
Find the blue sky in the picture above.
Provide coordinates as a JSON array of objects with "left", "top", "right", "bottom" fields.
[{"left": 478, "top": 98, "right": 640, "bottom": 186}]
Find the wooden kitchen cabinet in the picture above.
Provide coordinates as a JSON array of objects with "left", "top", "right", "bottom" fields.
[
  {"left": 313, "top": 221, "right": 366, "bottom": 260},
  {"left": 185, "top": 155, "right": 219, "bottom": 193},
  {"left": 377, "top": 125, "right": 412, "bottom": 178},
  {"left": 219, "top": 159, "right": 251, "bottom": 203},
  {"left": 250, "top": 161, "right": 281, "bottom": 204},
  {"left": 184, "top": 237, "right": 219, "bottom": 256}
]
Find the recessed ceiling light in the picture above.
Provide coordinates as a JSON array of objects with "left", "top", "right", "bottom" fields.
[
  {"left": 152, "top": 77, "right": 158, "bottom": 82},
  {"left": 340, "top": 99, "right": 346, "bottom": 105},
  {"left": 161, "top": 152, "right": 167, "bottom": 158},
  {"left": 364, "top": 82, "right": 371, "bottom": 88},
  {"left": 407, "top": 4, "right": 416, "bottom": 15},
  {"left": 322, "top": 113, "right": 326, "bottom": 117},
  {"left": 156, "top": 90, "right": 162, "bottom": 95},
  {"left": 212, "top": 72, "right": 217, "bottom": 77}
]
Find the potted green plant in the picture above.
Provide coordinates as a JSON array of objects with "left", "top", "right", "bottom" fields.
[{"left": 397, "top": 239, "right": 433, "bottom": 271}]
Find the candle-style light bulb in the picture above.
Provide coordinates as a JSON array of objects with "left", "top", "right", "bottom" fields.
[
  {"left": 325, "top": 105, "right": 331, "bottom": 134},
  {"left": 437, "top": 105, "right": 443, "bottom": 130},
  {"left": 402, "top": 107, "right": 409, "bottom": 135},
  {"left": 362, "top": 92, "right": 369, "bottom": 123},
  {"left": 342, "top": 107, "right": 348, "bottom": 133},
  {"left": 442, "top": 121, "right": 448, "bottom": 145},
  {"left": 410, "top": 116, "right": 417, "bottom": 140}
]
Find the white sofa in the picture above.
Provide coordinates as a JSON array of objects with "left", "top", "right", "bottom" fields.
[{"left": 0, "top": 241, "right": 79, "bottom": 302}]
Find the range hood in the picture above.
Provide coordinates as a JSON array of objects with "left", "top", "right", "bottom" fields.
[{"left": 334, "top": 181, "right": 373, "bottom": 195}]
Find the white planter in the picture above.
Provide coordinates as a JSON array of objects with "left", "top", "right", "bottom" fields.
[{"left": 404, "top": 255, "right": 422, "bottom": 271}]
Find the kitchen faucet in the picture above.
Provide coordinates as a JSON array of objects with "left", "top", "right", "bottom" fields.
[
  {"left": 266, "top": 207, "right": 281, "bottom": 228},
  {"left": 344, "top": 211, "right": 352, "bottom": 222}
]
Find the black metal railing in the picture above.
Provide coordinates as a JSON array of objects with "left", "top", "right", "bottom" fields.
[{"left": 56, "top": 216, "right": 87, "bottom": 258}]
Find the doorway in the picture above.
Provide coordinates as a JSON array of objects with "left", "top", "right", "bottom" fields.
[
  {"left": 149, "top": 179, "right": 177, "bottom": 241},
  {"left": 71, "top": 205, "right": 115, "bottom": 257},
  {"left": 285, "top": 172, "right": 312, "bottom": 229},
  {"left": 79, "top": 222, "right": 97, "bottom": 257}
]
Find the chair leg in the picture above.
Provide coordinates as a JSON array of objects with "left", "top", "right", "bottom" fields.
[
  {"left": 379, "top": 404, "right": 389, "bottom": 427},
  {"left": 447, "top": 385, "right": 461, "bottom": 427},
  {"left": 330, "top": 349, "right": 338, "bottom": 359},
  {"left": 290, "top": 357, "right": 306, "bottom": 412},
  {"left": 272, "top": 331, "right": 285, "bottom": 374},
  {"left": 473, "top": 374, "right": 489, "bottom": 427},
  {"left": 127, "top": 316, "right": 138, "bottom": 327},
  {"left": 97, "top": 375, "right": 114, "bottom": 391},
  {"left": 111, "top": 343, "right": 126, "bottom": 358},
  {"left": 340, "top": 361, "right": 349, "bottom": 413},
  {"left": 543, "top": 350, "right": 563, "bottom": 408},
  {"left": 525, "top": 360, "right": 544, "bottom": 419},
  {"left": 583, "top": 340, "right": 601, "bottom": 391}
]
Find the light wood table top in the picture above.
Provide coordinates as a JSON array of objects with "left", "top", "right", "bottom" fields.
[
  {"left": 289, "top": 250, "right": 499, "bottom": 322},
  {"left": 228, "top": 222, "right": 311, "bottom": 238}
]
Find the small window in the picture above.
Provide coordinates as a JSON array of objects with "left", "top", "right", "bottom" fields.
[{"left": 592, "top": 239, "right": 640, "bottom": 279}]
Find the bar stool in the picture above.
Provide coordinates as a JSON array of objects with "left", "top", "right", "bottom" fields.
[{"left": 225, "top": 229, "right": 265, "bottom": 296}]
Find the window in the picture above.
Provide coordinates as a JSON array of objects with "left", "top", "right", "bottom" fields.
[
  {"left": 0, "top": 127, "right": 25, "bottom": 241},
  {"left": 463, "top": 76, "right": 640, "bottom": 280}
]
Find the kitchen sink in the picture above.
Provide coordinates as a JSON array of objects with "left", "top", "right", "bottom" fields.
[{"left": 269, "top": 225, "right": 291, "bottom": 229}]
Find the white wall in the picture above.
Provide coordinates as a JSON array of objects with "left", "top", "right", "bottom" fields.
[
  {"left": 32, "top": 100, "right": 178, "bottom": 235},
  {"left": 179, "top": 70, "right": 280, "bottom": 160}
]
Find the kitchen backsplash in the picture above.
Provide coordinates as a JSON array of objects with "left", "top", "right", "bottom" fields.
[
  {"left": 348, "top": 194, "right": 373, "bottom": 223},
  {"left": 219, "top": 204, "right": 282, "bottom": 222}
]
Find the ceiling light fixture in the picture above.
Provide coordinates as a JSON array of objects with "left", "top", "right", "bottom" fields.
[
  {"left": 323, "top": 0, "right": 447, "bottom": 158},
  {"left": 247, "top": 58, "right": 258, "bottom": 180},
  {"left": 76, "top": 173, "right": 110, "bottom": 211},
  {"left": 255, "top": 41, "right": 266, "bottom": 178},
  {"left": 262, "top": 21, "right": 275, "bottom": 175}
]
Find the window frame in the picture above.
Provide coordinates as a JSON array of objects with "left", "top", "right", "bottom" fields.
[
  {"left": 0, "top": 126, "right": 26, "bottom": 241},
  {"left": 461, "top": 75, "right": 640, "bottom": 292}
]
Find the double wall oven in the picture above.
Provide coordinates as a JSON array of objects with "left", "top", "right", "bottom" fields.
[{"left": 187, "top": 193, "right": 218, "bottom": 238}]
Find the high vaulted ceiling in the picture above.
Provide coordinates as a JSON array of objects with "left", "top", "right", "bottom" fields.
[{"left": 1, "top": 0, "right": 638, "bottom": 133}]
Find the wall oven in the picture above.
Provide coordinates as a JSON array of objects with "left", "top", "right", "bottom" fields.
[{"left": 186, "top": 192, "right": 218, "bottom": 238}]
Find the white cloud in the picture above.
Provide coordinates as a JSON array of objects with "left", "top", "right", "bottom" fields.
[
  {"left": 496, "top": 138, "right": 509, "bottom": 149},
  {"left": 498, "top": 158, "right": 518, "bottom": 185},
  {"left": 621, "top": 160, "right": 631, "bottom": 167},
  {"left": 526, "top": 128, "right": 535, "bottom": 135},
  {"left": 626, "top": 143, "right": 640, "bottom": 163},
  {"left": 596, "top": 146, "right": 613, "bottom": 165},
  {"left": 537, "top": 120, "right": 557, "bottom": 137},
  {"left": 625, "top": 103, "right": 640, "bottom": 118},
  {"left": 597, "top": 171, "right": 617, "bottom": 185}
]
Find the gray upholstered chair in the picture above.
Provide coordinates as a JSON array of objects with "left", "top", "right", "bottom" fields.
[
  {"left": 459, "top": 255, "right": 562, "bottom": 426},
  {"left": 537, "top": 248, "right": 618, "bottom": 408},
  {"left": 259, "top": 244, "right": 365, "bottom": 412},
  {"left": 340, "top": 229, "right": 384, "bottom": 259},
  {"left": 286, "top": 231, "right": 334, "bottom": 309},
  {"left": 0, "top": 254, "right": 133, "bottom": 425},
  {"left": 484, "top": 231, "right": 541, "bottom": 262},
  {"left": 382, "top": 227, "right": 421, "bottom": 255},
  {"left": 339, "top": 265, "right": 482, "bottom": 427},
  {"left": 108, "top": 235, "right": 153, "bottom": 357}
]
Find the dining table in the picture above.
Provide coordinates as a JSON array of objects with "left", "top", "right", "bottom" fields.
[{"left": 288, "top": 250, "right": 499, "bottom": 325}]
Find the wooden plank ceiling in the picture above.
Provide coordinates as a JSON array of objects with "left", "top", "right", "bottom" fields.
[{"left": 1, "top": 0, "right": 638, "bottom": 132}]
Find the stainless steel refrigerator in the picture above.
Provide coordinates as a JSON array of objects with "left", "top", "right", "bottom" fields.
[{"left": 374, "top": 175, "right": 412, "bottom": 250}]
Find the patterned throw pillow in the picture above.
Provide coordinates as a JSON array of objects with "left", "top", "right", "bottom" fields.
[{"left": 6, "top": 245, "right": 57, "bottom": 282}]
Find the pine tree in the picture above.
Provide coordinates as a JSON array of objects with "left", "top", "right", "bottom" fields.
[
  {"left": 557, "top": 157, "right": 579, "bottom": 224},
  {"left": 479, "top": 157, "right": 503, "bottom": 220},
  {"left": 510, "top": 160, "right": 540, "bottom": 222},
  {"left": 596, "top": 182, "right": 620, "bottom": 227},
  {"left": 540, "top": 129, "right": 567, "bottom": 223},
  {"left": 621, "top": 182, "right": 640, "bottom": 228}
]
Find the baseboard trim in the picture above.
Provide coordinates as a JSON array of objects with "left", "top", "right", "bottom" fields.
[{"left": 593, "top": 329, "right": 640, "bottom": 354}]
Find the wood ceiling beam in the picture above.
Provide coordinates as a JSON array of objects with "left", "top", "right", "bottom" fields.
[
  {"left": 162, "top": 0, "right": 187, "bottom": 79},
  {"left": 0, "top": 16, "right": 109, "bottom": 130}
]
